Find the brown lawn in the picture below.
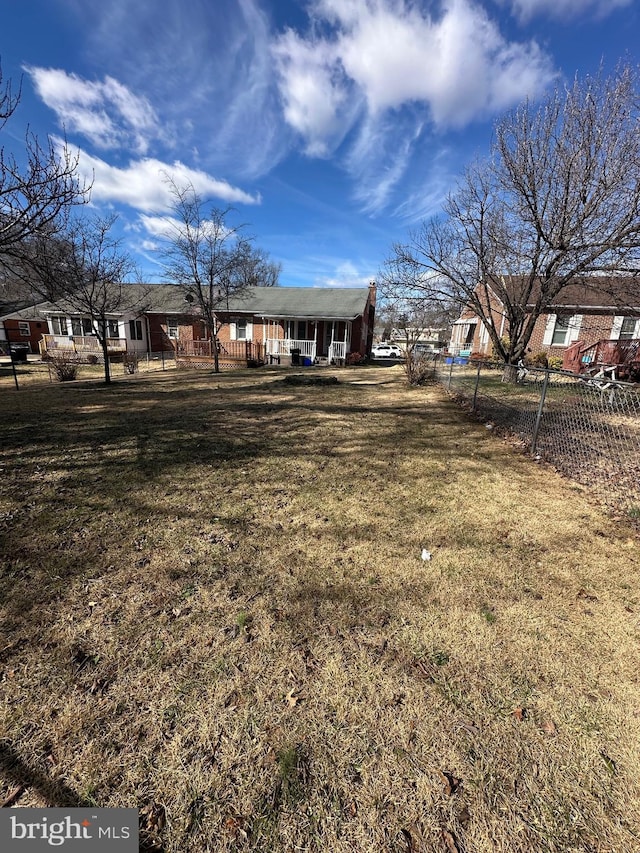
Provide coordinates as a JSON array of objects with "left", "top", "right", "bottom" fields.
[{"left": 1, "top": 364, "right": 639, "bottom": 852}]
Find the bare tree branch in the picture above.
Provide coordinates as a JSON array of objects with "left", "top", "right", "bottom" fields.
[{"left": 382, "top": 63, "right": 640, "bottom": 380}]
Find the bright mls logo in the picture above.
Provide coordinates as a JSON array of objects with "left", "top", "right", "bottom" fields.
[{"left": 0, "top": 808, "right": 138, "bottom": 850}]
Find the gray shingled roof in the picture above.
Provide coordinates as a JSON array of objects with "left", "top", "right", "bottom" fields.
[
  {"left": 223, "top": 287, "right": 370, "bottom": 319},
  {"left": 0, "top": 284, "right": 371, "bottom": 321}
]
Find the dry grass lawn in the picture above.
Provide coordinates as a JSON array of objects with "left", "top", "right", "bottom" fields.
[{"left": 1, "top": 364, "right": 639, "bottom": 852}]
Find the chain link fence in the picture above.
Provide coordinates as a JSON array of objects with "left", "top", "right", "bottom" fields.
[
  {"left": 434, "top": 357, "right": 640, "bottom": 513},
  {"left": 0, "top": 350, "right": 177, "bottom": 391}
]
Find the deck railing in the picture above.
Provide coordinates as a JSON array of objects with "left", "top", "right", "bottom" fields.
[
  {"left": 177, "top": 339, "right": 265, "bottom": 362},
  {"left": 40, "top": 334, "right": 126, "bottom": 355}
]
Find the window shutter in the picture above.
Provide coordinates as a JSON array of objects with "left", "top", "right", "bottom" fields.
[
  {"left": 230, "top": 321, "right": 237, "bottom": 341},
  {"left": 246, "top": 321, "right": 253, "bottom": 341},
  {"left": 542, "top": 314, "right": 556, "bottom": 346},
  {"left": 610, "top": 316, "right": 624, "bottom": 340},
  {"left": 567, "top": 314, "right": 582, "bottom": 344}
]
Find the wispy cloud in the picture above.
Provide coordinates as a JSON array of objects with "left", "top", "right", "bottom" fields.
[
  {"left": 273, "top": 0, "right": 556, "bottom": 143},
  {"left": 501, "top": 0, "right": 632, "bottom": 22},
  {"left": 26, "top": 67, "right": 163, "bottom": 154},
  {"left": 57, "top": 0, "right": 289, "bottom": 179},
  {"left": 58, "top": 142, "right": 262, "bottom": 211},
  {"left": 272, "top": 0, "right": 557, "bottom": 213}
]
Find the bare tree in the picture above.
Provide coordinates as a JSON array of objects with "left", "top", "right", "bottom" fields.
[
  {"left": 18, "top": 214, "right": 143, "bottom": 384},
  {"left": 379, "top": 298, "right": 454, "bottom": 384},
  {"left": 159, "top": 181, "right": 274, "bottom": 372},
  {"left": 0, "top": 64, "right": 89, "bottom": 275},
  {"left": 383, "top": 64, "right": 640, "bottom": 381},
  {"left": 235, "top": 244, "right": 281, "bottom": 288}
]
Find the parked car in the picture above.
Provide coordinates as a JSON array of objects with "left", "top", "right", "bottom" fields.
[{"left": 371, "top": 343, "right": 403, "bottom": 359}]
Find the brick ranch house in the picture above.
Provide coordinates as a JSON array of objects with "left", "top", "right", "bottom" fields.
[
  {"left": 6, "top": 283, "right": 376, "bottom": 368},
  {"left": 449, "top": 277, "right": 640, "bottom": 378}
]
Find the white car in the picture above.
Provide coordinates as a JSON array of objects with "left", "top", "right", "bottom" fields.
[{"left": 371, "top": 343, "right": 403, "bottom": 359}]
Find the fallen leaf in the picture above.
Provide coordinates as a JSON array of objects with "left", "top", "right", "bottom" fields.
[
  {"left": 541, "top": 720, "right": 557, "bottom": 735},
  {"left": 513, "top": 707, "right": 527, "bottom": 722},
  {"left": 442, "top": 829, "right": 461, "bottom": 852},
  {"left": 285, "top": 688, "right": 301, "bottom": 707},
  {"left": 346, "top": 800, "right": 357, "bottom": 818},
  {"left": 600, "top": 752, "right": 617, "bottom": 775},
  {"left": 457, "top": 805, "right": 471, "bottom": 827},
  {"left": 436, "top": 769, "right": 462, "bottom": 796}
]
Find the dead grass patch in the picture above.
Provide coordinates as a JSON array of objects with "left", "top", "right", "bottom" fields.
[{"left": 1, "top": 365, "right": 639, "bottom": 852}]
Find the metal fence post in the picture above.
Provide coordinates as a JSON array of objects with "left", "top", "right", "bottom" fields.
[
  {"left": 472, "top": 360, "right": 481, "bottom": 411},
  {"left": 448, "top": 358, "right": 454, "bottom": 389},
  {"left": 531, "top": 369, "right": 549, "bottom": 455}
]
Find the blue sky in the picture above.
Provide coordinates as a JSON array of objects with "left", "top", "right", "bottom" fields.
[{"left": 1, "top": 0, "right": 638, "bottom": 288}]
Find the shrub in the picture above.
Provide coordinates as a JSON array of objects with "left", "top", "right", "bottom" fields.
[
  {"left": 49, "top": 352, "right": 78, "bottom": 382},
  {"left": 548, "top": 356, "right": 563, "bottom": 371},
  {"left": 123, "top": 350, "right": 139, "bottom": 374},
  {"left": 525, "top": 351, "right": 548, "bottom": 368},
  {"left": 347, "top": 352, "right": 365, "bottom": 365},
  {"left": 469, "top": 351, "right": 487, "bottom": 362},
  {"left": 86, "top": 354, "right": 99, "bottom": 365}
]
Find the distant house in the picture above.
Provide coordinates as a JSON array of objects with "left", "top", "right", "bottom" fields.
[
  {"left": 5, "top": 282, "right": 376, "bottom": 368},
  {"left": 0, "top": 292, "right": 49, "bottom": 355},
  {"left": 449, "top": 277, "right": 640, "bottom": 375}
]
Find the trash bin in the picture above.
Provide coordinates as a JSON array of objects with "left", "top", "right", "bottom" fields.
[
  {"left": 9, "top": 343, "right": 29, "bottom": 363},
  {"left": 291, "top": 348, "right": 301, "bottom": 366},
  {"left": 302, "top": 356, "right": 313, "bottom": 367}
]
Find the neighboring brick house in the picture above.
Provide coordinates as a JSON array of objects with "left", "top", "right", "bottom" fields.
[
  {"left": 5, "top": 282, "right": 376, "bottom": 367},
  {"left": 213, "top": 284, "right": 376, "bottom": 365},
  {"left": 0, "top": 292, "right": 50, "bottom": 355},
  {"left": 449, "top": 278, "right": 640, "bottom": 367}
]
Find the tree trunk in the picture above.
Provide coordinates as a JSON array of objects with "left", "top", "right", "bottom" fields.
[
  {"left": 213, "top": 333, "right": 220, "bottom": 373},
  {"left": 99, "top": 321, "right": 111, "bottom": 384},
  {"left": 501, "top": 362, "right": 518, "bottom": 383}
]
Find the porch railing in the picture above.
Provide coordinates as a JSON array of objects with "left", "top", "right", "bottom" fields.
[
  {"left": 40, "top": 334, "right": 126, "bottom": 354},
  {"left": 266, "top": 338, "right": 317, "bottom": 359},
  {"left": 447, "top": 342, "right": 475, "bottom": 356},
  {"left": 329, "top": 341, "right": 347, "bottom": 361}
]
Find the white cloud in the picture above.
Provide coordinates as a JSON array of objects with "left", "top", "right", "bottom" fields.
[
  {"left": 503, "top": 0, "right": 631, "bottom": 22},
  {"left": 56, "top": 142, "right": 261, "bottom": 211},
  {"left": 315, "top": 261, "right": 374, "bottom": 288},
  {"left": 56, "top": 0, "right": 289, "bottom": 179},
  {"left": 26, "top": 67, "right": 162, "bottom": 154},
  {"left": 272, "top": 30, "right": 360, "bottom": 157},
  {"left": 273, "top": 0, "right": 557, "bottom": 154}
]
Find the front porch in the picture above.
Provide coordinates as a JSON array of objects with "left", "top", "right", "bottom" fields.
[{"left": 263, "top": 318, "right": 351, "bottom": 365}]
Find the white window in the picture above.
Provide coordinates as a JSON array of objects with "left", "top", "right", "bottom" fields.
[
  {"left": 129, "top": 319, "right": 144, "bottom": 341},
  {"left": 230, "top": 318, "right": 253, "bottom": 341},
  {"left": 167, "top": 317, "right": 179, "bottom": 338},
  {"left": 50, "top": 316, "right": 68, "bottom": 336},
  {"left": 542, "top": 314, "right": 582, "bottom": 347},
  {"left": 618, "top": 317, "right": 639, "bottom": 340},
  {"left": 18, "top": 322, "right": 29, "bottom": 337},
  {"left": 71, "top": 317, "right": 93, "bottom": 336},
  {"left": 106, "top": 319, "right": 119, "bottom": 338}
]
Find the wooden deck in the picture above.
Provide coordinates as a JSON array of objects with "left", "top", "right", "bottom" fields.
[
  {"left": 564, "top": 338, "right": 640, "bottom": 381},
  {"left": 175, "top": 340, "right": 266, "bottom": 368}
]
